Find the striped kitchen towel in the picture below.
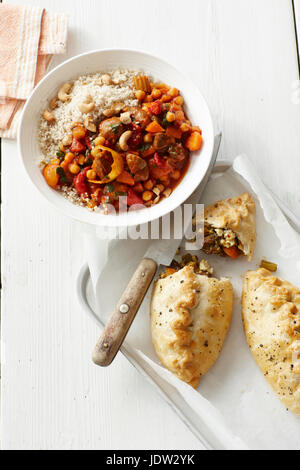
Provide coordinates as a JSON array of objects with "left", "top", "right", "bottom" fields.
[{"left": 0, "top": 4, "right": 68, "bottom": 139}]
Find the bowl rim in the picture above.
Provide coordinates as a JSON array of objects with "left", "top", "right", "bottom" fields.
[{"left": 18, "top": 47, "right": 214, "bottom": 227}]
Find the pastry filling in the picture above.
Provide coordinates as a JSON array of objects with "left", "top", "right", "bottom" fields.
[
  {"left": 202, "top": 223, "right": 243, "bottom": 259},
  {"left": 160, "top": 253, "right": 213, "bottom": 279}
]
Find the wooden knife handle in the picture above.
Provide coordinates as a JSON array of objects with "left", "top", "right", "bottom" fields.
[{"left": 92, "top": 258, "right": 157, "bottom": 367}]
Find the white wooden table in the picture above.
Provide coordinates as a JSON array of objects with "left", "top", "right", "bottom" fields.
[{"left": 2, "top": 0, "right": 300, "bottom": 450}]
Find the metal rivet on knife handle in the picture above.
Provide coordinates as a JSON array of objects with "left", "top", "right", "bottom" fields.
[
  {"left": 92, "top": 258, "right": 157, "bottom": 367},
  {"left": 119, "top": 303, "right": 129, "bottom": 314}
]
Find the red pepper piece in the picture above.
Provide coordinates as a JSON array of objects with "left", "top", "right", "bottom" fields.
[
  {"left": 128, "top": 123, "right": 143, "bottom": 148},
  {"left": 127, "top": 188, "right": 143, "bottom": 206},
  {"left": 104, "top": 139, "right": 113, "bottom": 148},
  {"left": 88, "top": 182, "right": 101, "bottom": 194},
  {"left": 70, "top": 138, "right": 86, "bottom": 153},
  {"left": 148, "top": 100, "right": 162, "bottom": 115},
  {"left": 73, "top": 167, "right": 90, "bottom": 196},
  {"left": 149, "top": 157, "right": 171, "bottom": 180},
  {"left": 153, "top": 152, "right": 168, "bottom": 169}
]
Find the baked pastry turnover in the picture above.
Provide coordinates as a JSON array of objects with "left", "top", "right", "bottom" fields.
[
  {"left": 199, "top": 192, "right": 256, "bottom": 261},
  {"left": 242, "top": 268, "right": 300, "bottom": 416},
  {"left": 150, "top": 265, "right": 233, "bottom": 388}
]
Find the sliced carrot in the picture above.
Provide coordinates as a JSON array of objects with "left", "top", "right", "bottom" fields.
[
  {"left": 116, "top": 170, "right": 135, "bottom": 186},
  {"left": 133, "top": 183, "right": 143, "bottom": 193},
  {"left": 184, "top": 131, "right": 203, "bottom": 151},
  {"left": 166, "top": 126, "right": 182, "bottom": 139},
  {"left": 60, "top": 160, "right": 69, "bottom": 171},
  {"left": 223, "top": 246, "right": 240, "bottom": 259},
  {"left": 161, "top": 94, "right": 172, "bottom": 103},
  {"left": 141, "top": 145, "right": 155, "bottom": 158},
  {"left": 142, "top": 102, "right": 153, "bottom": 109},
  {"left": 146, "top": 121, "right": 165, "bottom": 133}
]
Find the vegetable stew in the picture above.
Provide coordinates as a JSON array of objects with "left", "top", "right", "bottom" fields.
[{"left": 42, "top": 73, "right": 203, "bottom": 213}]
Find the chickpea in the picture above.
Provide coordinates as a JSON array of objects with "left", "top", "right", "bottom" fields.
[
  {"left": 166, "top": 111, "right": 176, "bottom": 123},
  {"left": 151, "top": 88, "right": 162, "bottom": 99},
  {"left": 156, "top": 184, "right": 165, "bottom": 193},
  {"left": 59, "top": 143, "right": 65, "bottom": 152},
  {"left": 91, "top": 146, "right": 102, "bottom": 157},
  {"left": 144, "top": 133, "right": 153, "bottom": 143},
  {"left": 156, "top": 83, "right": 168, "bottom": 89},
  {"left": 144, "top": 94, "right": 153, "bottom": 103},
  {"left": 163, "top": 188, "right": 172, "bottom": 198},
  {"left": 135, "top": 90, "right": 146, "bottom": 101},
  {"left": 169, "top": 87, "right": 179, "bottom": 98},
  {"left": 161, "top": 94, "right": 172, "bottom": 103},
  {"left": 144, "top": 180, "right": 154, "bottom": 190},
  {"left": 87, "top": 169, "right": 97, "bottom": 180},
  {"left": 77, "top": 155, "right": 85, "bottom": 165},
  {"left": 69, "top": 163, "right": 80, "bottom": 174},
  {"left": 72, "top": 126, "right": 86, "bottom": 139},
  {"left": 64, "top": 152, "right": 75, "bottom": 164},
  {"left": 60, "top": 160, "right": 69, "bottom": 171},
  {"left": 180, "top": 122, "right": 191, "bottom": 133},
  {"left": 94, "top": 135, "right": 105, "bottom": 146},
  {"left": 175, "top": 110, "right": 185, "bottom": 121},
  {"left": 175, "top": 95, "right": 184, "bottom": 105},
  {"left": 70, "top": 121, "right": 83, "bottom": 129},
  {"left": 171, "top": 170, "right": 181, "bottom": 180},
  {"left": 51, "top": 158, "right": 60, "bottom": 165},
  {"left": 142, "top": 190, "right": 153, "bottom": 202}
]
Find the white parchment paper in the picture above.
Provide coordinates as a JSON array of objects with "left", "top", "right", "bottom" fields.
[{"left": 83, "top": 155, "right": 300, "bottom": 450}]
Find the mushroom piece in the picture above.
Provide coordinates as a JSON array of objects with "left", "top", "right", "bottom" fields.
[
  {"left": 103, "top": 102, "right": 125, "bottom": 118},
  {"left": 92, "top": 151, "right": 114, "bottom": 180},
  {"left": 153, "top": 133, "right": 174, "bottom": 152},
  {"left": 128, "top": 106, "right": 150, "bottom": 129},
  {"left": 126, "top": 153, "right": 149, "bottom": 182},
  {"left": 120, "top": 111, "right": 132, "bottom": 124},
  {"left": 163, "top": 188, "right": 172, "bottom": 198},
  {"left": 98, "top": 117, "right": 124, "bottom": 143}
]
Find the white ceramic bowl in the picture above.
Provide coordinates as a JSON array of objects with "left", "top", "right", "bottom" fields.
[{"left": 18, "top": 49, "right": 214, "bottom": 226}]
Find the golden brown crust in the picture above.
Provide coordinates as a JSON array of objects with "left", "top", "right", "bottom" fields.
[
  {"left": 204, "top": 192, "right": 256, "bottom": 260},
  {"left": 242, "top": 268, "right": 300, "bottom": 416},
  {"left": 150, "top": 265, "right": 233, "bottom": 388}
]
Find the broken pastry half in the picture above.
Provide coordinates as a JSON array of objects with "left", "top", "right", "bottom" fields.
[
  {"left": 150, "top": 260, "right": 233, "bottom": 388},
  {"left": 242, "top": 268, "right": 300, "bottom": 416},
  {"left": 197, "top": 192, "right": 256, "bottom": 261}
]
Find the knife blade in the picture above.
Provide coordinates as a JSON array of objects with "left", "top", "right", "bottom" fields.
[{"left": 92, "top": 133, "right": 222, "bottom": 367}]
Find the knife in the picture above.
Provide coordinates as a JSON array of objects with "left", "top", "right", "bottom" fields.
[{"left": 92, "top": 133, "right": 222, "bottom": 367}]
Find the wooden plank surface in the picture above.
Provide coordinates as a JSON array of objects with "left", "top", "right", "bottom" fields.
[{"left": 2, "top": 0, "right": 300, "bottom": 450}]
